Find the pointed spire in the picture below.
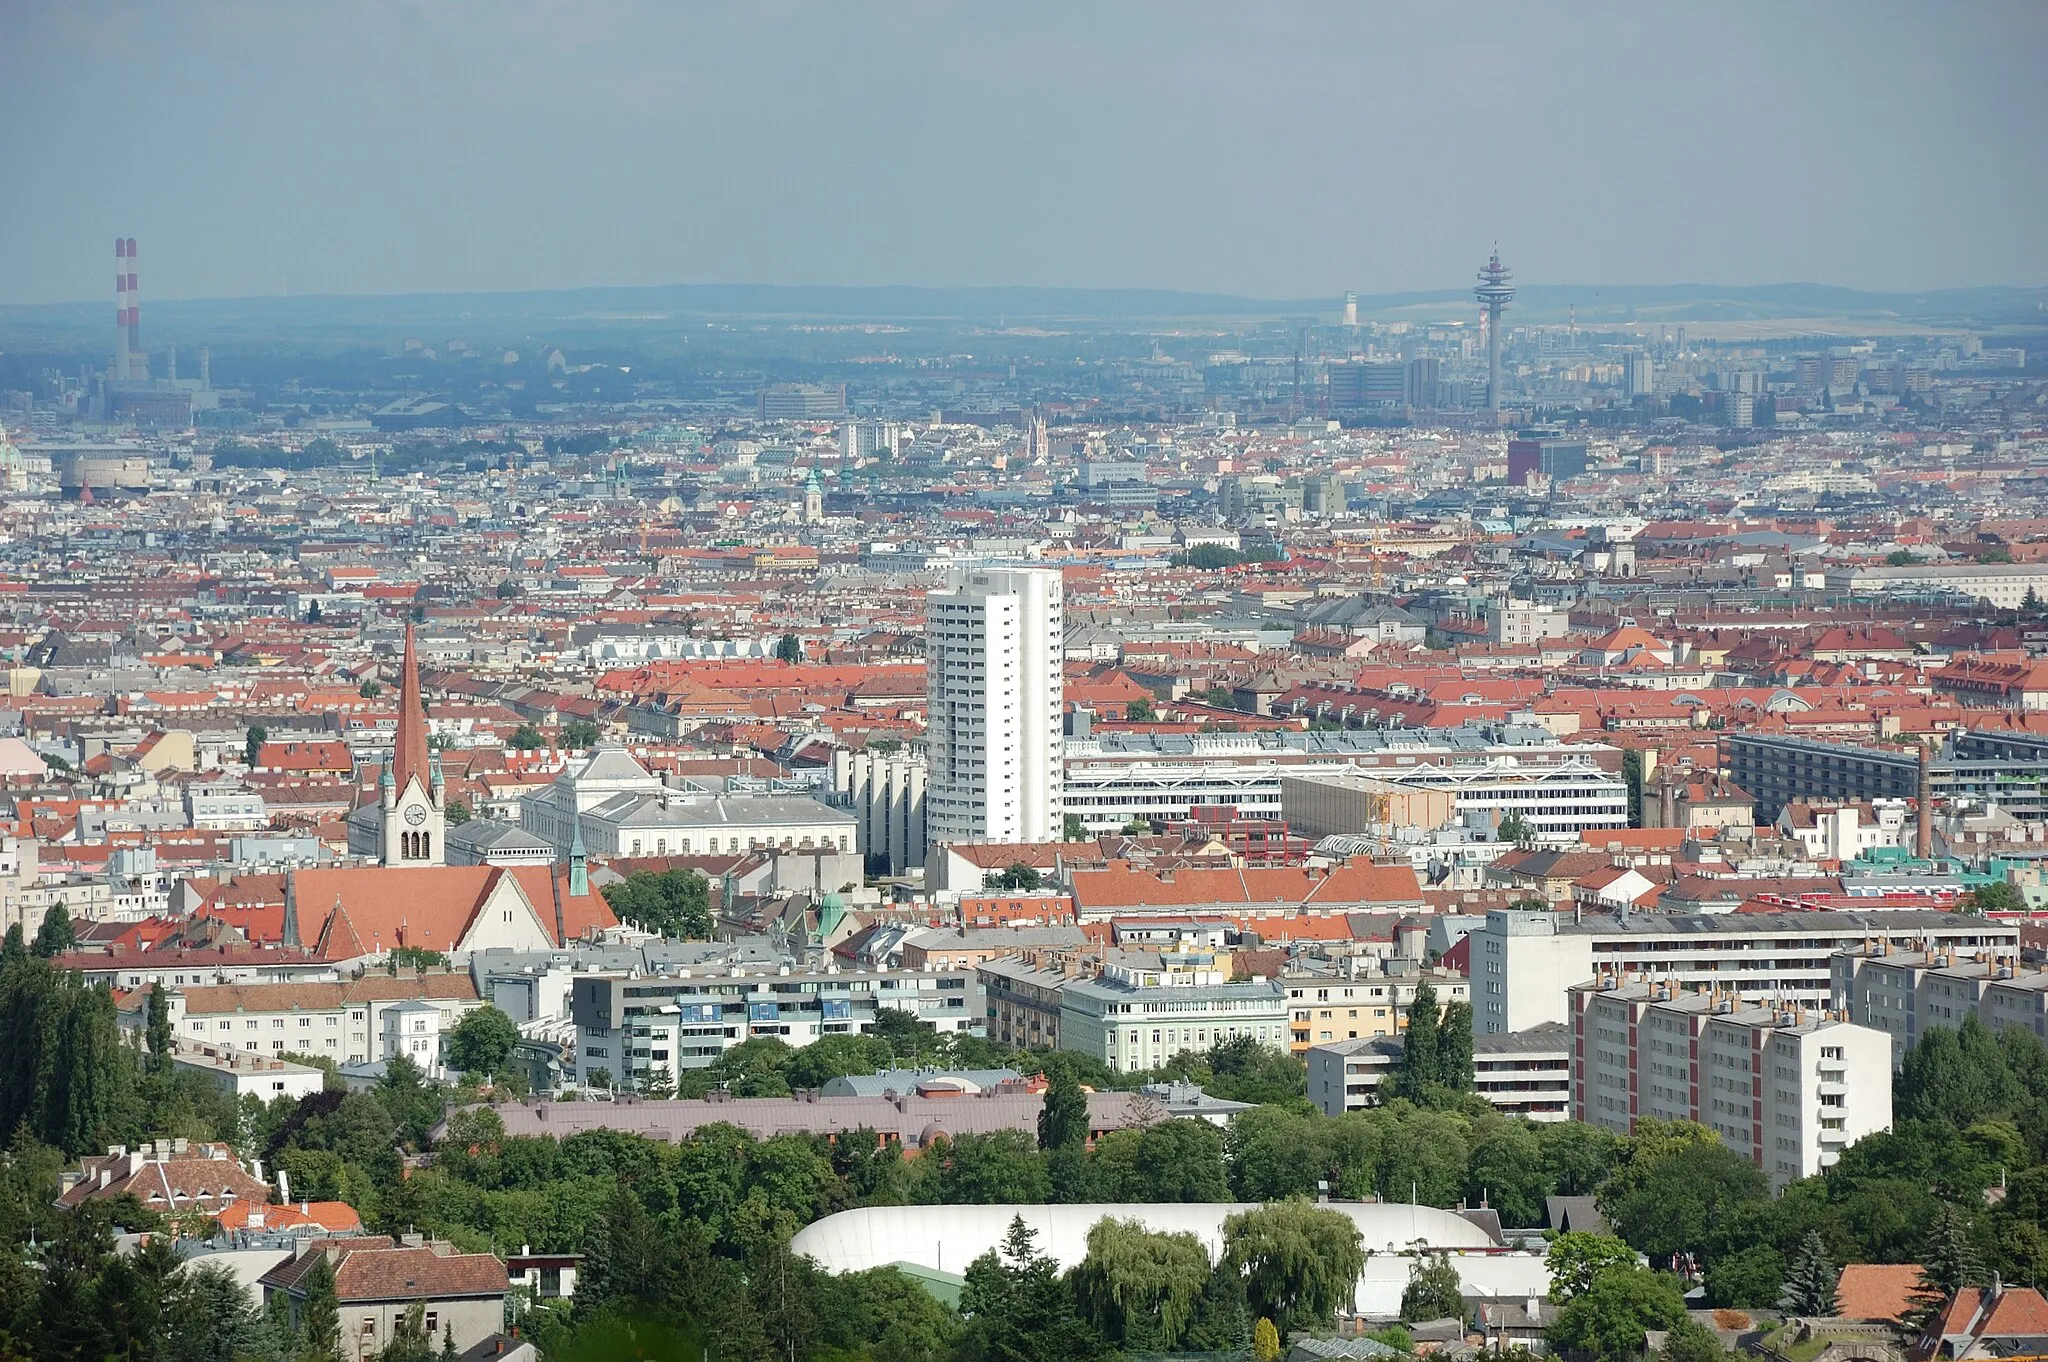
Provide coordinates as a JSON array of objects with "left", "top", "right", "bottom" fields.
[
  {"left": 568, "top": 817, "right": 588, "bottom": 897},
  {"left": 392, "top": 623, "right": 431, "bottom": 797}
]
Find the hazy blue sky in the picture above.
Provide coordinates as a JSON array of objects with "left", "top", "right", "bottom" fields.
[{"left": 3, "top": 1, "right": 2044, "bottom": 304}]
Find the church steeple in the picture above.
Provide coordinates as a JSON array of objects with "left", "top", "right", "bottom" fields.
[
  {"left": 372, "top": 621, "right": 445, "bottom": 867},
  {"left": 392, "top": 622, "right": 431, "bottom": 798}
]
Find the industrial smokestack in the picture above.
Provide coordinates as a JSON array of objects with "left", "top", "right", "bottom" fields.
[
  {"left": 1916, "top": 742, "right": 1933, "bottom": 860},
  {"left": 113, "top": 237, "right": 130, "bottom": 381},
  {"left": 124, "top": 238, "right": 141, "bottom": 369}
]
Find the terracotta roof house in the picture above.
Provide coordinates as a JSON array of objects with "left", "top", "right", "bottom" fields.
[
  {"left": 1067, "top": 857, "right": 1424, "bottom": 923},
  {"left": 58, "top": 1139, "right": 269, "bottom": 1219},
  {"left": 260, "top": 1237, "right": 510, "bottom": 1359},
  {"left": 1913, "top": 1283, "right": 2048, "bottom": 1361},
  {"left": 280, "top": 864, "right": 616, "bottom": 963},
  {"left": 1835, "top": 1264, "right": 1925, "bottom": 1325}
]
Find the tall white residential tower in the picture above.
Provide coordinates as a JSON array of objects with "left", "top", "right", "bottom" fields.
[{"left": 925, "top": 567, "right": 1064, "bottom": 845}]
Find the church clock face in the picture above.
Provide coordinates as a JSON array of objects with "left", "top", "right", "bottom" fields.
[{"left": 404, "top": 804, "right": 429, "bottom": 826}]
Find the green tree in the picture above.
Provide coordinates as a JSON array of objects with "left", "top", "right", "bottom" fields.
[
  {"left": 378, "top": 1301, "right": 433, "bottom": 1362},
  {"left": 1070, "top": 1216, "right": 1214, "bottom": 1350},
  {"left": 1401, "top": 1253, "right": 1467, "bottom": 1323},
  {"left": 1958, "top": 881, "right": 2025, "bottom": 915},
  {"left": 444, "top": 798, "right": 471, "bottom": 826},
  {"left": 1465, "top": 1117, "right": 1547, "bottom": 1228},
  {"left": 0, "top": 924, "right": 22, "bottom": 968},
  {"left": 1623, "top": 749, "right": 1645, "bottom": 827},
  {"left": 495, "top": 578, "right": 522, "bottom": 599},
  {"left": 923, "top": 1131, "right": 1051, "bottom": 1205},
  {"left": 1125, "top": 696, "right": 1155, "bottom": 721},
  {"left": 1897, "top": 1018, "right": 2021, "bottom": 1128},
  {"left": 1221, "top": 1200, "right": 1368, "bottom": 1339},
  {"left": 562, "top": 719, "right": 602, "bottom": 748},
  {"left": 299, "top": 1255, "right": 342, "bottom": 1362},
  {"left": 1498, "top": 811, "right": 1535, "bottom": 846},
  {"left": 1704, "top": 1244, "right": 1785, "bottom": 1310},
  {"left": 990, "top": 862, "right": 1042, "bottom": 892},
  {"left": 359, "top": 679, "right": 381, "bottom": 698},
  {"left": 1063, "top": 813, "right": 1087, "bottom": 840},
  {"left": 1546, "top": 1265, "right": 1687, "bottom": 1362},
  {"left": 782, "top": 1033, "right": 892, "bottom": 1090},
  {"left": 146, "top": 982, "right": 173, "bottom": 1075},
  {"left": 1037, "top": 1065, "right": 1087, "bottom": 1152},
  {"left": 1546, "top": 1232, "right": 1640, "bottom": 1303},
  {"left": 507, "top": 723, "right": 546, "bottom": 750},
  {"left": 1436, "top": 1000, "right": 1474, "bottom": 1092},
  {"left": 1176, "top": 544, "right": 1251, "bottom": 570},
  {"left": 1599, "top": 1120, "right": 1769, "bottom": 1263},
  {"left": 32, "top": 901, "right": 74, "bottom": 957},
  {"left": 387, "top": 945, "right": 449, "bottom": 972},
  {"left": 1778, "top": 1230, "right": 1839, "bottom": 1316},
  {"left": 444, "top": 1006, "right": 520, "bottom": 1077},
  {"left": 958, "top": 1216, "right": 1110, "bottom": 1362},
  {"left": 600, "top": 868, "right": 714, "bottom": 937},
  {"left": 1660, "top": 1315, "right": 1726, "bottom": 1362},
  {"left": 775, "top": 633, "right": 803, "bottom": 663},
  {"left": 1395, "top": 980, "right": 1441, "bottom": 1097},
  {"left": 1905, "top": 1203, "right": 1988, "bottom": 1328},
  {"left": 244, "top": 724, "right": 267, "bottom": 767}
]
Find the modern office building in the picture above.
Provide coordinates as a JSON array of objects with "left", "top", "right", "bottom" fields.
[
  {"left": 1724, "top": 729, "right": 2048, "bottom": 822},
  {"left": 1569, "top": 978, "right": 1892, "bottom": 1189},
  {"left": 925, "top": 567, "right": 1065, "bottom": 845},
  {"left": 1506, "top": 434, "right": 1589, "bottom": 485},
  {"left": 1468, "top": 907, "right": 2019, "bottom": 1034},
  {"left": 1063, "top": 726, "right": 1626, "bottom": 841},
  {"left": 1327, "top": 361, "right": 1408, "bottom": 411}
]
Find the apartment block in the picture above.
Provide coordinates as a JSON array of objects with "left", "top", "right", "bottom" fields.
[
  {"left": 569, "top": 965, "right": 983, "bottom": 1091},
  {"left": 1832, "top": 943, "right": 2044, "bottom": 1067},
  {"left": 1571, "top": 977, "right": 1892, "bottom": 1188},
  {"left": 1309, "top": 1020, "right": 1572, "bottom": 1121},
  {"left": 1469, "top": 907, "right": 2017, "bottom": 1034},
  {"left": 1284, "top": 963, "right": 1469, "bottom": 1052}
]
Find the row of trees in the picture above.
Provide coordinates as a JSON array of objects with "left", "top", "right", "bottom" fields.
[{"left": 550, "top": 1185, "right": 1368, "bottom": 1362}]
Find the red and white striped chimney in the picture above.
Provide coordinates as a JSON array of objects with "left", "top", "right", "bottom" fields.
[{"left": 113, "top": 237, "right": 131, "bottom": 380}]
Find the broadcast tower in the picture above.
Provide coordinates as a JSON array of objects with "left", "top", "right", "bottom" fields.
[{"left": 1474, "top": 247, "right": 1515, "bottom": 423}]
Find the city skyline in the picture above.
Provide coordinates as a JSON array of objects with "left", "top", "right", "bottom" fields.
[{"left": 3, "top": 2, "right": 2045, "bottom": 305}]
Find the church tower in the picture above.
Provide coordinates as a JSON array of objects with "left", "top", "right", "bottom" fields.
[{"left": 380, "top": 624, "right": 445, "bottom": 866}]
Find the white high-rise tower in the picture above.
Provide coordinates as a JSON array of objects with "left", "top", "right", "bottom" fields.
[{"left": 925, "top": 567, "right": 1064, "bottom": 845}]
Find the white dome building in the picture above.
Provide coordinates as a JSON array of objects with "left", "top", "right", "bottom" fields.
[{"left": 790, "top": 1201, "right": 1553, "bottom": 1318}]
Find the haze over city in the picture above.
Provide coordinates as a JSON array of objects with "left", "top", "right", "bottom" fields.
[
  {"left": 3, "top": 1, "right": 2046, "bottom": 303},
  {"left": 3, "top": 6, "right": 2048, "bottom": 1362}
]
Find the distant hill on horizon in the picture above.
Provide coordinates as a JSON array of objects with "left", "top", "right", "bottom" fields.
[{"left": 3, "top": 278, "right": 2043, "bottom": 343}]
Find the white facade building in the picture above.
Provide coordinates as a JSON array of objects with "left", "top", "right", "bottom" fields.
[
  {"left": 1308, "top": 1022, "right": 1573, "bottom": 1122},
  {"left": 522, "top": 745, "right": 854, "bottom": 858},
  {"left": 925, "top": 567, "right": 1064, "bottom": 845},
  {"left": 1058, "top": 967, "right": 1290, "bottom": 1074},
  {"left": 1570, "top": 979, "right": 1893, "bottom": 1189},
  {"left": 1061, "top": 728, "right": 1626, "bottom": 840},
  {"left": 829, "top": 746, "right": 928, "bottom": 873},
  {"left": 1469, "top": 907, "right": 2018, "bottom": 1034}
]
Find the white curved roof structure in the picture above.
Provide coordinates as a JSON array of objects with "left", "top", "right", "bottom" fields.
[{"left": 791, "top": 1201, "right": 1500, "bottom": 1280}]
